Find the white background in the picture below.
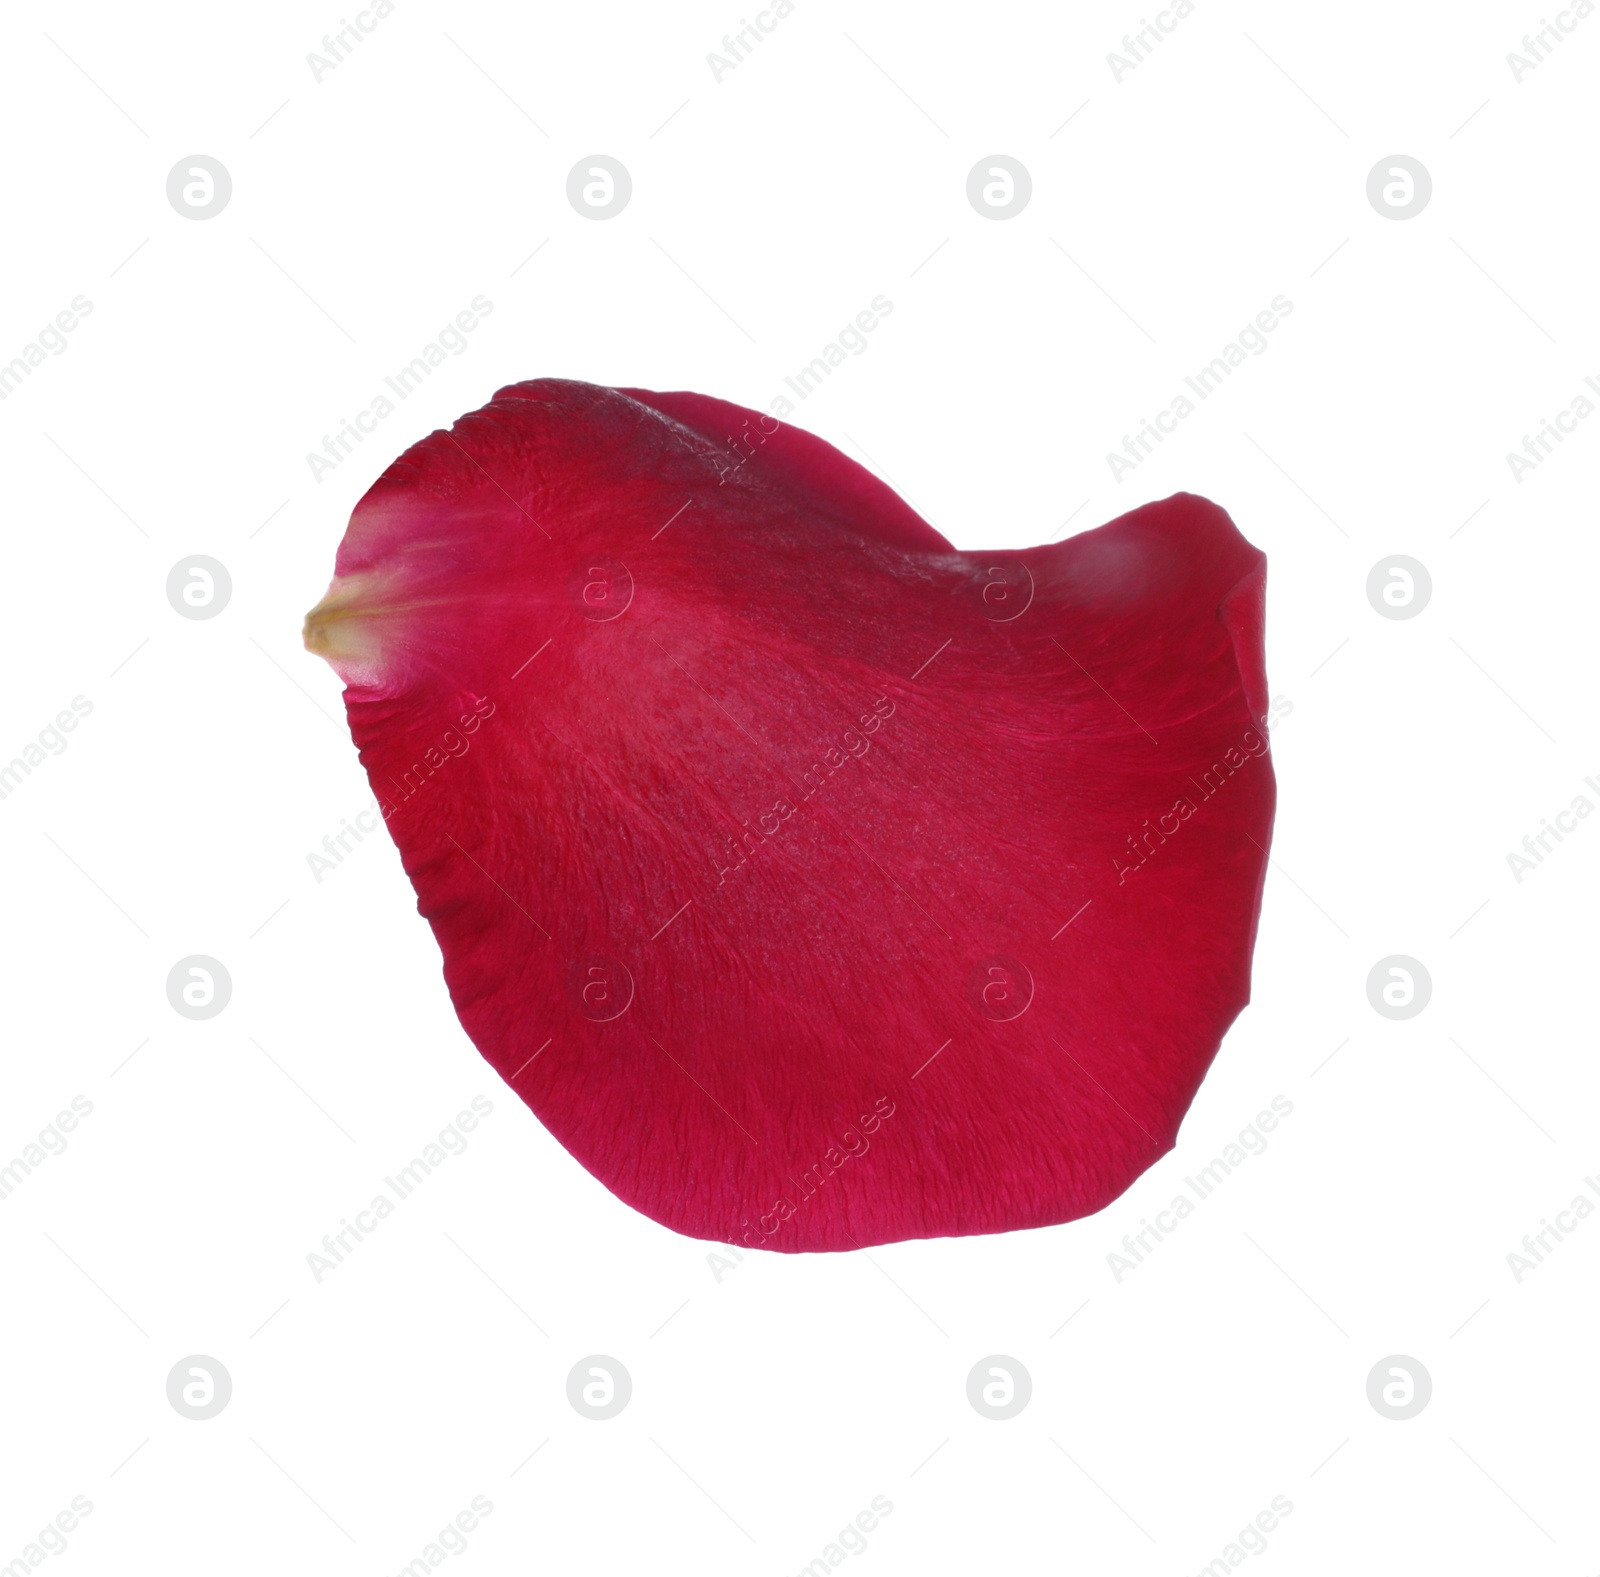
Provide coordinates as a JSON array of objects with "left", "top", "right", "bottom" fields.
[{"left": 3, "top": 1, "right": 1597, "bottom": 1573}]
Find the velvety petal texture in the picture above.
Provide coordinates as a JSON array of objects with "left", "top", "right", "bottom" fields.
[{"left": 305, "top": 379, "right": 1275, "bottom": 1252}]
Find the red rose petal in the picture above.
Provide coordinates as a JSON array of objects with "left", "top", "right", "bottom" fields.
[{"left": 305, "top": 379, "right": 1275, "bottom": 1251}]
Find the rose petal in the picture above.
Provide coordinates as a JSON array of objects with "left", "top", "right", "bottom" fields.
[{"left": 305, "top": 379, "right": 1275, "bottom": 1251}]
